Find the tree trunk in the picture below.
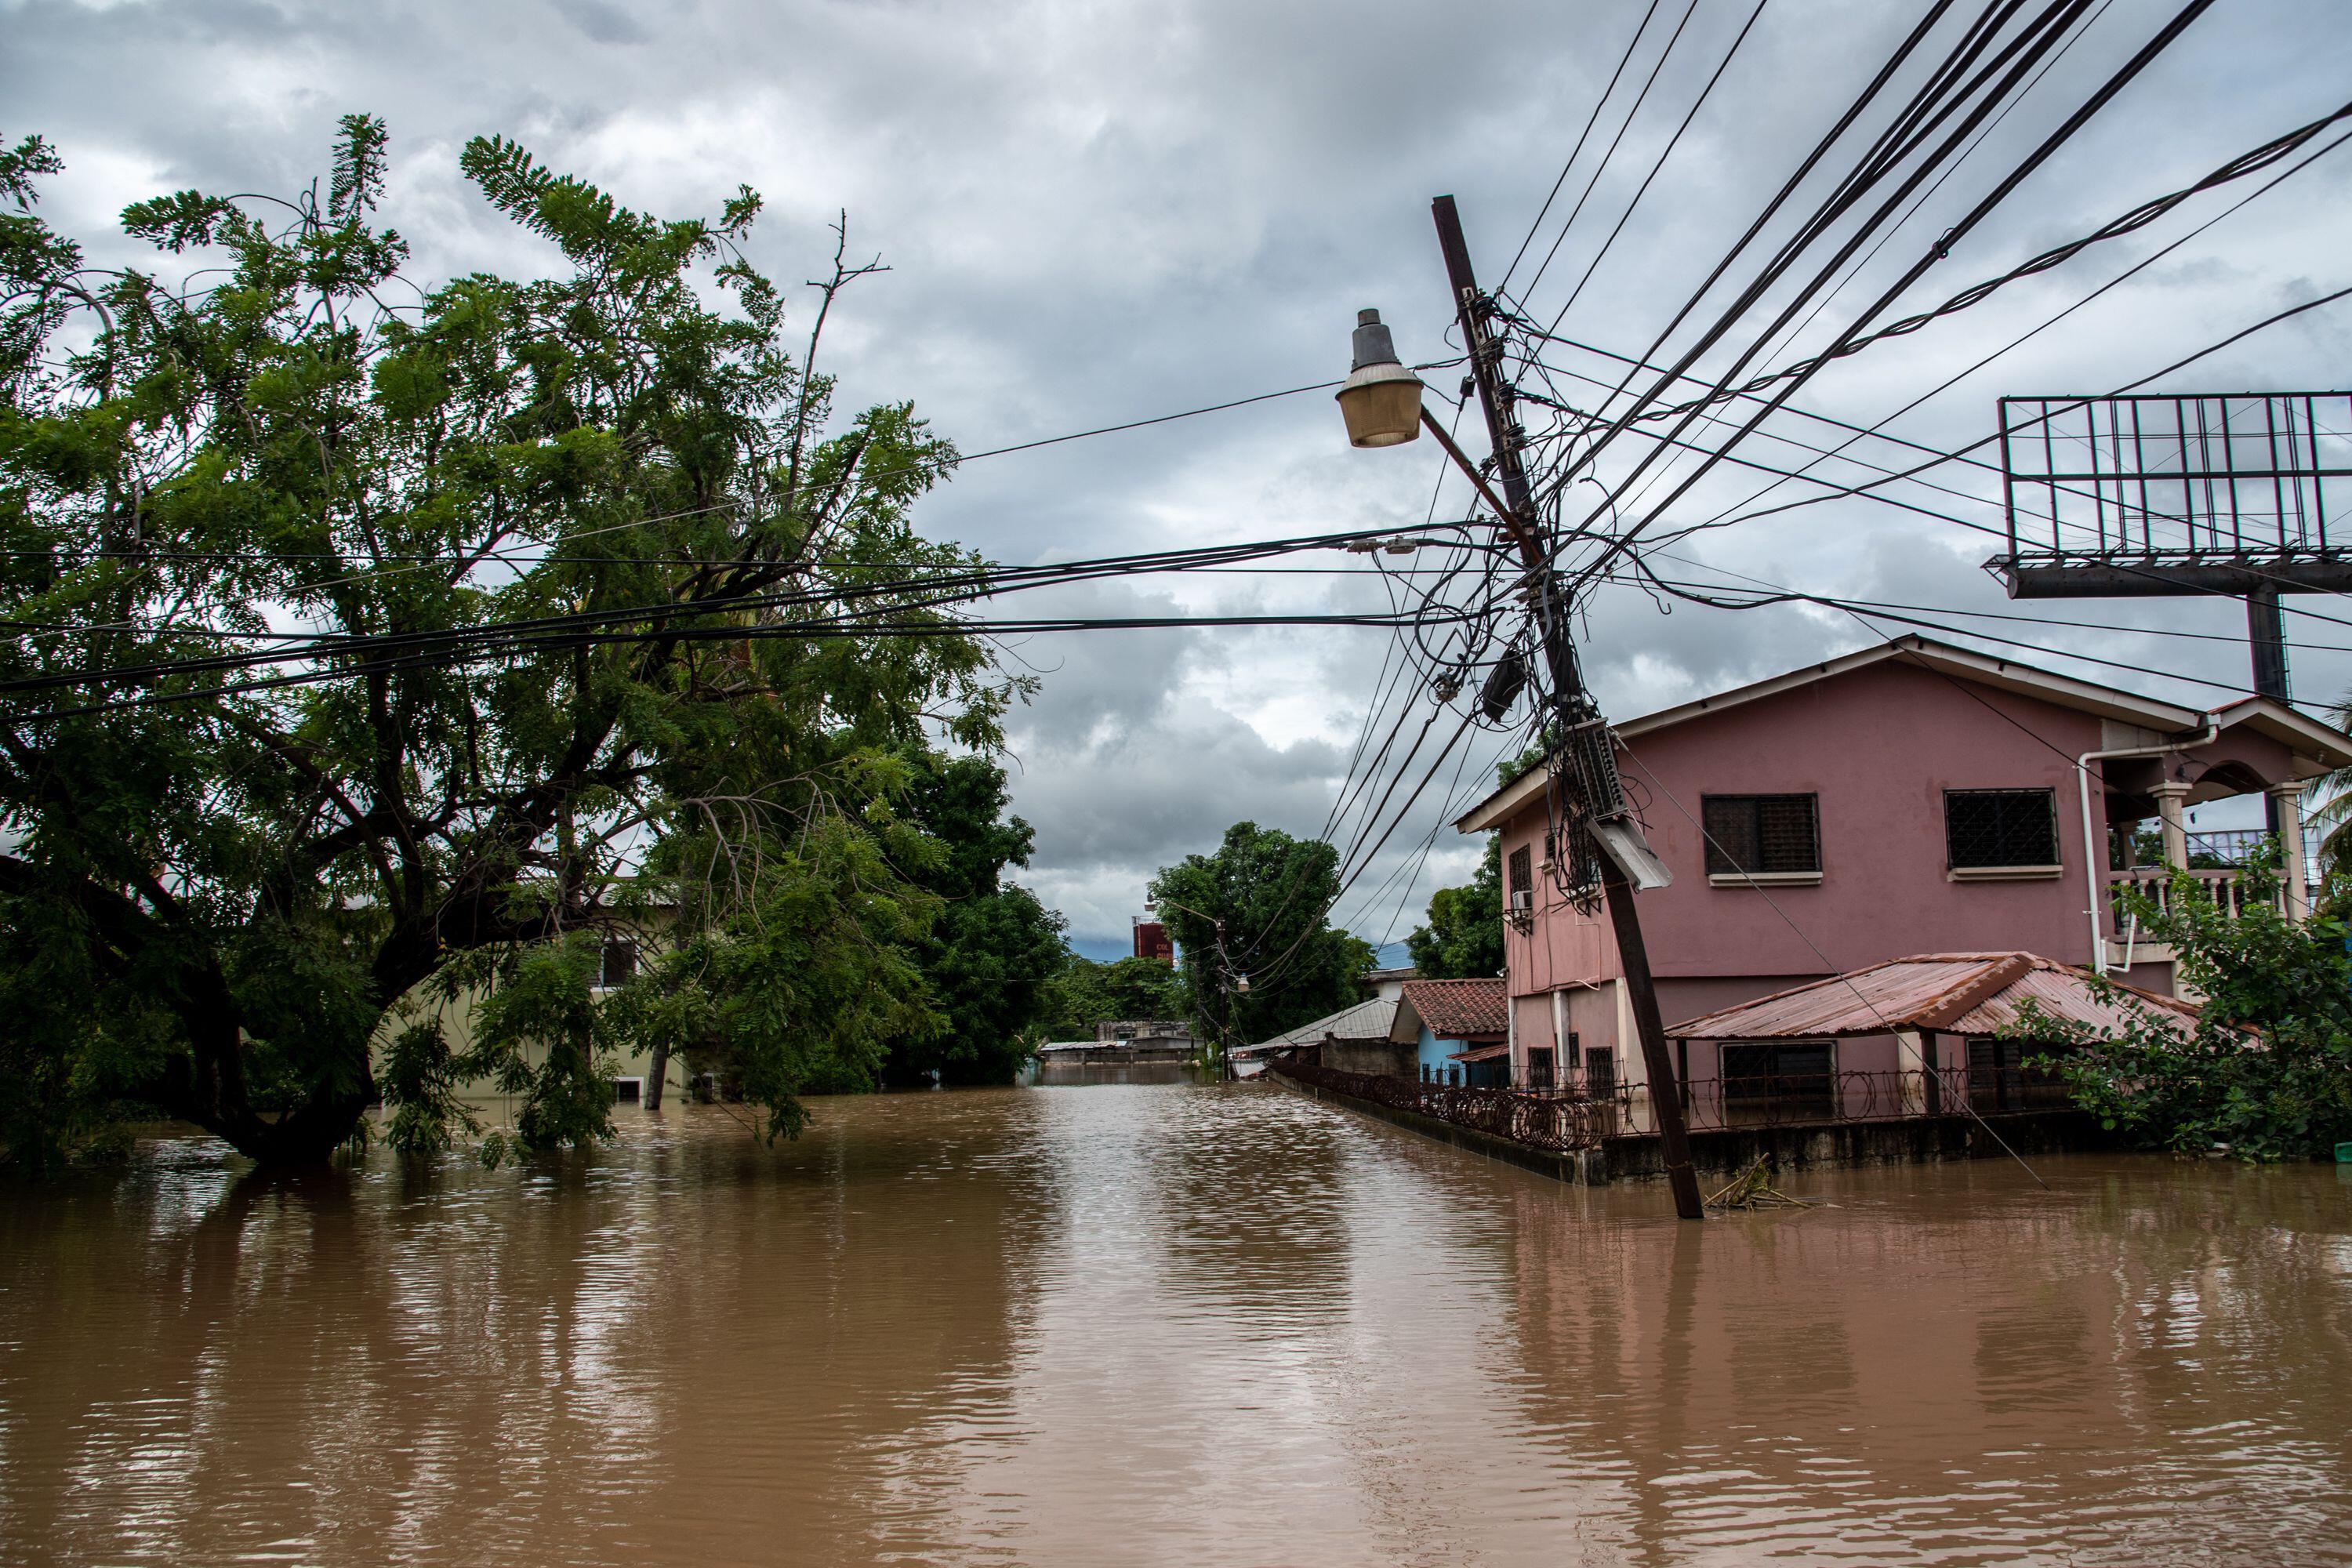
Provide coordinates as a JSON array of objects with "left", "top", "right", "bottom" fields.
[
  {"left": 644, "top": 1041, "right": 670, "bottom": 1111},
  {"left": 171, "top": 984, "right": 377, "bottom": 1167}
]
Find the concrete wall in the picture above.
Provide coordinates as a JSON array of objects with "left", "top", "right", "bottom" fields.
[{"left": 1323, "top": 1038, "right": 1418, "bottom": 1079}]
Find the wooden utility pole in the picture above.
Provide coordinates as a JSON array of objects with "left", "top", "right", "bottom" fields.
[{"left": 1430, "top": 194, "right": 1706, "bottom": 1221}]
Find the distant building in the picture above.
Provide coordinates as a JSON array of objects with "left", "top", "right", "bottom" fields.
[
  {"left": 1035, "top": 1018, "right": 1196, "bottom": 1065},
  {"left": 1131, "top": 917, "right": 1174, "bottom": 963},
  {"left": 1359, "top": 964, "right": 1418, "bottom": 1002}
]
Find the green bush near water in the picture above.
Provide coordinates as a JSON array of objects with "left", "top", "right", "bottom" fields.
[{"left": 2018, "top": 866, "right": 2352, "bottom": 1161}]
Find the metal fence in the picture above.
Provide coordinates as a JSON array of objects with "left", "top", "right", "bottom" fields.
[
  {"left": 1271, "top": 1058, "right": 2074, "bottom": 1151},
  {"left": 1269, "top": 1059, "right": 1620, "bottom": 1152}
]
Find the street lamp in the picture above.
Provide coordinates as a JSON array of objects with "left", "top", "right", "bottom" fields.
[
  {"left": 1335, "top": 308, "right": 1425, "bottom": 448},
  {"left": 1333, "top": 198, "right": 1707, "bottom": 1222}
]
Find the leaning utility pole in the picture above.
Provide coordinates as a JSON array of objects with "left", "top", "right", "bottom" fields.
[{"left": 1429, "top": 195, "right": 1706, "bottom": 1221}]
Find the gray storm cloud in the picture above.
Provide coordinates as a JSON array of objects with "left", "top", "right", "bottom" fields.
[{"left": 11, "top": 0, "right": 2349, "bottom": 949}]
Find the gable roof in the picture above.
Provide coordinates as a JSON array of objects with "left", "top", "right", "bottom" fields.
[
  {"left": 1666, "top": 951, "right": 2199, "bottom": 1040},
  {"left": 1457, "top": 635, "right": 2211, "bottom": 834},
  {"left": 1232, "top": 994, "right": 1398, "bottom": 1058},
  {"left": 1393, "top": 978, "right": 1508, "bottom": 1041},
  {"left": 2205, "top": 695, "right": 2352, "bottom": 771}
]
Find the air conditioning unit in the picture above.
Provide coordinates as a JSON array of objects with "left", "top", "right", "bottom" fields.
[{"left": 1508, "top": 889, "right": 1533, "bottom": 913}]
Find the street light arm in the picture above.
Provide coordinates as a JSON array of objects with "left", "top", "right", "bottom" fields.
[
  {"left": 1147, "top": 895, "right": 1222, "bottom": 935},
  {"left": 1418, "top": 407, "right": 1522, "bottom": 531}
]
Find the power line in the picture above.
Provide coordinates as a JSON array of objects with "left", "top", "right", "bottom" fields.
[
  {"left": 3, "top": 523, "right": 1506, "bottom": 710},
  {"left": 1534, "top": 0, "right": 1773, "bottom": 328},
  {"left": 1632, "top": 96, "right": 2352, "bottom": 425},
  {"left": 1674, "top": 117, "right": 2352, "bottom": 537},
  {"left": 1513, "top": 0, "right": 1708, "bottom": 307},
  {"left": 1566, "top": 0, "right": 2216, "bottom": 591},
  {"left": 1500, "top": 0, "right": 1669, "bottom": 292}
]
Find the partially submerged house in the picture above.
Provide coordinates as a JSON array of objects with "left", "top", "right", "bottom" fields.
[
  {"left": 1389, "top": 978, "right": 1510, "bottom": 1086},
  {"left": 1664, "top": 950, "right": 2200, "bottom": 1128},
  {"left": 1232, "top": 994, "right": 1404, "bottom": 1076},
  {"left": 1453, "top": 635, "right": 2352, "bottom": 1102}
]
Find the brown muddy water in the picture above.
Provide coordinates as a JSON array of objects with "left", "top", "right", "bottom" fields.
[{"left": 2, "top": 1081, "right": 2349, "bottom": 1567}]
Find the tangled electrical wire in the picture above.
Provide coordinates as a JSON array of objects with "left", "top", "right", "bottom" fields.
[{"left": 1, "top": 519, "right": 1524, "bottom": 722}]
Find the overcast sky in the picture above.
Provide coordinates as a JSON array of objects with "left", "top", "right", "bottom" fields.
[{"left": 9, "top": 0, "right": 2350, "bottom": 959}]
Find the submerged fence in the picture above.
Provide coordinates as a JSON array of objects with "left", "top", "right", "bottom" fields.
[
  {"left": 1269, "top": 1059, "right": 1621, "bottom": 1152},
  {"left": 1269, "top": 1058, "right": 2074, "bottom": 1151}
]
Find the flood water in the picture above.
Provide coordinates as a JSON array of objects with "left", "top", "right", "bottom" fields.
[{"left": 3, "top": 1081, "right": 2349, "bottom": 1566}]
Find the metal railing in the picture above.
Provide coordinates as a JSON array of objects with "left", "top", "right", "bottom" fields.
[
  {"left": 1270, "top": 1059, "right": 1619, "bottom": 1152},
  {"left": 1273, "top": 1059, "right": 2076, "bottom": 1152}
]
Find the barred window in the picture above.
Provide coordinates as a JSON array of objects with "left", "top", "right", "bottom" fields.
[
  {"left": 1701, "top": 793, "right": 1820, "bottom": 876},
  {"left": 601, "top": 938, "right": 639, "bottom": 989},
  {"left": 1945, "top": 789, "right": 2058, "bottom": 869},
  {"left": 1507, "top": 844, "right": 1533, "bottom": 897}
]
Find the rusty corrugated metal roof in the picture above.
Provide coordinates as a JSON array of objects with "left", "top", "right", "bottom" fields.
[{"left": 1668, "top": 952, "right": 2199, "bottom": 1040}]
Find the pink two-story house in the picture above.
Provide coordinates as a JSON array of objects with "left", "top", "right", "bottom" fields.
[{"left": 1451, "top": 635, "right": 2352, "bottom": 1112}]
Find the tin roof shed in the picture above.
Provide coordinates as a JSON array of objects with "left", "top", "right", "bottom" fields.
[{"left": 1232, "top": 995, "right": 1399, "bottom": 1058}]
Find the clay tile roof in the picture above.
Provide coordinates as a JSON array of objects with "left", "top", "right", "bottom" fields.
[
  {"left": 1399, "top": 978, "right": 1509, "bottom": 1039},
  {"left": 1667, "top": 951, "right": 2200, "bottom": 1040}
]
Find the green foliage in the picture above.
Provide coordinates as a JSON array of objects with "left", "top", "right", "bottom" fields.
[
  {"left": 1149, "top": 822, "right": 1372, "bottom": 1053},
  {"left": 0, "top": 121, "right": 1022, "bottom": 1166},
  {"left": 879, "top": 750, "right": 1065, "bottom": 1085},
  {"left": 1496, "top": 723, "right": 1561, "bottom": 789},
  {"left": 469, "top": 937, "right": 615, "bottom": 1152},
  {"left": 379, "top": 1014, "right": 479, "bottom": 1157},
  {"left": 2017, "top": 869, "right": 2352, "bottom": 1160},
  {"left": 1036, "top": 953, "right": 1191, "bottom": 1039},
  {"left": 1405, "top": 835, "right": 1503, "bottom": 980},
  {"left": 610, "top": 811, "right": 948, "bottom": 1138}
]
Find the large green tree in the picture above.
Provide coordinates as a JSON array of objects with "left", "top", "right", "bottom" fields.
[
  {"left": 0, "top": 120, "right": 1019, "bottom": 1167},
  {"left": 880, "top": 750, "right": 1065, "bottom": 1087},
  {"left": 1404, "top": 835, "right": 1502, "bottom": 979},
  {"left": 1149, "top": 822, "right": 1371, "bottom": 1053}
]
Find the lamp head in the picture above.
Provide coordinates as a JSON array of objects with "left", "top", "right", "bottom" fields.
[{"left": 1336, "top": 308, "right": 1425, "bottom": 448}]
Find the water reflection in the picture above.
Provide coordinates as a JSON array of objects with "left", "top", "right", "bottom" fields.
[{"left": 0, "top": 1084, "right": 2346, "bottom": 1565}]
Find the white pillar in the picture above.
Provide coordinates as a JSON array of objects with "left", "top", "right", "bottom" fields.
[
  {"left": 2271, "top": 783, "right": 2310, "bottom": 921},
  {"left": 2151, "top": 781, "right": 2190, "bottom": 868},
  {"left": 1895, "top": 1029, "right": 1928, "bottom": 1117},
  {"left": 1551, "top": 989, "right": 1570, "bottom": 1091}
]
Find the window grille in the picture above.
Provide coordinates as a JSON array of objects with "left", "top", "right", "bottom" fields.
[
  {"left": 1720, "top": 1041, "right": 1835, "bottom": 1119},
  {"left": 1945, "top": 789, "right": 2059, "bottom": 868},
  {"left": 1701, "top": 793, "right": 1820, "bottom": 876},
  {"left": 1507, "top": 844, "right": 1534, "bottom": 897},
  {"left": 601, "top": 938, "right": 639, "bottom": 989},
  {"left": 1583, "top": 1047, "right": 1616, "bottom": 1094}
]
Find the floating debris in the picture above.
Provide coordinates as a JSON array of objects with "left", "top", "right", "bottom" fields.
[{"left": 1705, "top": 1160, "right": 1813, "bottom": 1211}]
